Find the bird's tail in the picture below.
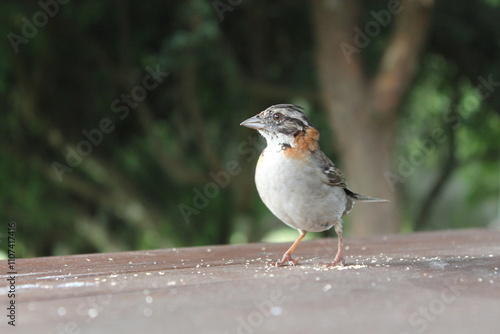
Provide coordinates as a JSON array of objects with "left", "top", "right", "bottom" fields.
[{"left": 345, "top": 188, "right": 390, "bottom": 203}]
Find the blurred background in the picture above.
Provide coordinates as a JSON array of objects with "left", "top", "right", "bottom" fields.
[{"left": 0, "top": 0, "right": 499, "bottom": 258}]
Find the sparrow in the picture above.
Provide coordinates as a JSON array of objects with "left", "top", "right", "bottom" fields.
[{"left": 240, "top": 104, "right": 388, "bottom": 267}]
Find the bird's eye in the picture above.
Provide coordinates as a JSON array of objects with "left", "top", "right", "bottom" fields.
[{"left": 273, "top": 112, "right": 283, "bottom": 121}]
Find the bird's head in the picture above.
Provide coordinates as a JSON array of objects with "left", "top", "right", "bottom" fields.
[{"left": 240, "top": 104, "right": 317, "bottom": 149}]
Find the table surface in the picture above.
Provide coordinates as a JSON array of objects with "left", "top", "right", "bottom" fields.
[{"left": 1, "top": 229, "right": 499, "bottom": 334}]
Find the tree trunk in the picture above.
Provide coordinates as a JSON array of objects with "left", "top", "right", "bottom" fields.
[{"left": 310, "top": 0, "right": 433, "bottom": 235}]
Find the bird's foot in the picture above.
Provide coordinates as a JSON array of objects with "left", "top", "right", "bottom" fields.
[
  {"left": 325, "top": 254, "right": 345, "bottom": 267},
  {"left": 274, "top": 253, "right": 299, "bottom": 267}
]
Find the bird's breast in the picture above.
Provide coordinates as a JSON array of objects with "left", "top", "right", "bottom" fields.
[{"left": 255, "top": 147, "right": 347, "bottom": 232}]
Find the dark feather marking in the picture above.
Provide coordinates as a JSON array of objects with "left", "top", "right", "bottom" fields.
[{"left": 280, "top": 143, "right": 291, "bottom": 150}]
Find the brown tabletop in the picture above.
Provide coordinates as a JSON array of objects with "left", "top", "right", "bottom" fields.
[{"left": 1, "top": 229, "right": 499, "bottom": 334}]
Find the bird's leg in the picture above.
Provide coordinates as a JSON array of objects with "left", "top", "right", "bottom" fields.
[
  {"left": 275, "top": 229, "right": 307, "bottom": 267},
  {"left": 328, "top": 222, "right": 345, "bottom": 266}
]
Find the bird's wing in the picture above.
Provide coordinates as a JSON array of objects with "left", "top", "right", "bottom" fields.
[
  {"left": 312, "top": 150, "right": 389, "bottom": 203},
  {"left": 312, "top": 150, "right": 348, "bottom": 188}
]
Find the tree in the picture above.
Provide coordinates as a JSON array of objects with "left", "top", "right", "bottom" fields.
[
  {"left": 310, "top": 0, "right": 434, "bottom": 235},
  {"left": 0, "top": 0, "right": 497, "bottom": 258}
]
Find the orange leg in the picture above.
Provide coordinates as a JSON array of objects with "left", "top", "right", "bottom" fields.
[{"left": 275, "top": 229, "right": 307, "bottom": 267}]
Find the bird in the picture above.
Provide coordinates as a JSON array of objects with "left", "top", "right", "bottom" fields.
[{"left": 240, "top": 104, "right": 388, "bottom": 267}]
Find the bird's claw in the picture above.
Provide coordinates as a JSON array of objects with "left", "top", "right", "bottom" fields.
[
  {"left": 274, "top": 253, "right": 299, "bottom": 267},
  {"left": 324, "top": 255, "right": 345, "bottom": 267}
]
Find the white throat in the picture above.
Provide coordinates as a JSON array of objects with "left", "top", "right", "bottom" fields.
[{"left": 259, "top": 130, "right": 294, "bottom": 152}]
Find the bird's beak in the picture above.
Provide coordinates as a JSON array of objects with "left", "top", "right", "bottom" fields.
[{"left": 240, "top": 115, "right": 266, "bottom": 130}]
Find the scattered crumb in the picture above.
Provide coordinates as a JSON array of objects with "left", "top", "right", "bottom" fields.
[
  {"left": 270, "top": 306, "right": 282, "bottom": 316},
  {"left": 88, "top": 308, "right": 98, "bottom": 318},
  {"left": 321, "top": 264, "right": 367, "bottom": 271},
  {"left": 143, "top": 308, "right": 153, "bottom": 317}
]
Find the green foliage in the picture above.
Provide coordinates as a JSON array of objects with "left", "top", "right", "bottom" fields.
[{"left": 0, "top": 0, "right": 498, "bottom": 257}]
